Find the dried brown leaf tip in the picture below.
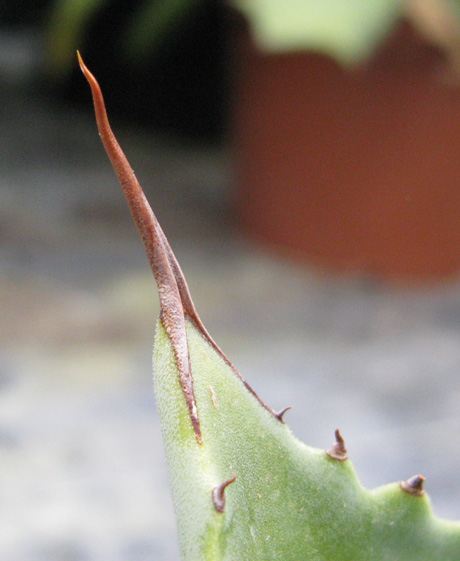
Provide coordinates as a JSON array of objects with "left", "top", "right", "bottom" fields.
[
  {"left": 77, "top": 52, "right": 202, "bottom": 443},
  {"left": 78, "top": 52, "right": 283, "bottom": 442},
  {"left": 400, "top": 474, "right": 426, "bottom": 497},
  {"left": 212, "top": 475, "right": 237, "bottom": 513},
  {"left": 326, "top": 429, "right": 348, "bottom": 461}
]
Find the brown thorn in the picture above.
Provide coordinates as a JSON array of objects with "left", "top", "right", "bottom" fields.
[
  {"left": 212, "top": 474, "right": 237, "bottom": 513},
  {"left": 400, "top": 474, "right": 426, "bottom": 497},
  {"left": 77, "top": 52, "right": 202, "bottom": 443},
  {"left": 274, "top": 406, "right": 292, "bottom": 422},
  {"left": 326, "top": 429, "right": 348, "bottom": 461},
  {"left": 77, "top": 52, "right": 281, "bottom": 433},
  {"left": 87, "top": 63, "right": 282, "bottom": 424}
]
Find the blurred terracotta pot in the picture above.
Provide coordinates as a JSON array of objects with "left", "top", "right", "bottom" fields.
[{"left": 232, "top": 21, "right": 460, "bottom": 282}]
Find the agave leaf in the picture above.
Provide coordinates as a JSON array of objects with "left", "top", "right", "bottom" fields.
[
  {"left": 156, "top": 320, "right": 460, "bottom": 560},
  {"left": 78, "top": 54, "right": 460, "bottom": 560}
]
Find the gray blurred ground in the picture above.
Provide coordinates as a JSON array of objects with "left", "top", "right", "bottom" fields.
[{"left": 2, "top": 32, "right": 460, "bottom": 561}]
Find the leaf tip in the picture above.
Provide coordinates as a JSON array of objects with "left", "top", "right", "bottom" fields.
[
  {"left": 79, "top": 54, "right": 203, "bottom": 445},
  {"left": 77, "top": 51, "right": 94, "bottom": 85}
]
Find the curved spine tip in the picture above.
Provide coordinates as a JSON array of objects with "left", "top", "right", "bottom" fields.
[
  {"left": 212, "top": 474, "right": 237, "bottom": 513},
  {"left": 400, "top": 474, "right": 426, "bottom": 497},
  {"left": 326, "top": 429, "right": 348, "bottom": 461},
  {"left": 78, "top": 53, "right": 281, "bottom": 442},
  {"left": 274, "top": 406, "right": 292, "bottom": 423},
  {"left": 78, "top": 53, "right": 202, "bottom": 444}
]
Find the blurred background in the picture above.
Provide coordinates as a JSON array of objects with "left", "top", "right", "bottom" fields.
[{"left": 2, "top": 1, "right": 460, "bottom": 560}]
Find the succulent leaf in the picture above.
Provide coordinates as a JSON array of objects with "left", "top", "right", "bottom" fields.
[{"left": 79, "top": 54, "right": 460, "bottom": 560}]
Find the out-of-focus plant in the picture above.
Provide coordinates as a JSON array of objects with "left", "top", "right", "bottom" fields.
[
  {"left": 45, "top": 0, "right": 199, "bottom": 77},
  {"left": 47, "top": 0, "right": 460, "bottom": 78}
]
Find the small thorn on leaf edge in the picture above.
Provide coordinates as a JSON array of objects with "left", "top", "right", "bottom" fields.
[
  {"left": 212, "top": 474, "right": 237, "bottom": 513},
  {"left": 326, "top": 428, "right": 348, "bottom": 461},
  {"left": 274, "top": 406, "right": 292, "bottom": 422},
  {"left": 400, "top": 474, "right": 426, "bottom": 497}
]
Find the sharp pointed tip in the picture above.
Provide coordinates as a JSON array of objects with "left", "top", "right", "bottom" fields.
[
  {"left": 77, "top": 51, "right": 98, "bottom": 89},
  {"left": 326, "top": 428, "right": 348, "bottom": 461},
  {"left": 334, "top": 428, "right": 344, "bottom": 445},
  {"left": 400, "top": 474, "right": 426, "bottom": 497},
  {"left": 76, "top": 50, "right": 86, "bottom": 73},
  {"left": 212, "top": 474, "right": 237, "bottom": 513},
  {"left": 274, "top": 406, "right": 292, "bottom": 422}
]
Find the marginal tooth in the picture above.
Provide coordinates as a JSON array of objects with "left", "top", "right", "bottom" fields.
[
  {"left": 212, "top": 474, "right": 237, "bottom": 513},
  {"left": 400, "top": 474, "right": 426, "bottom": 497},
  {"left": 326, "top": 429, "right": 348, "bottom": 461},
  {"left": 274, "top": 406, "right": 292, "bottom": 422}
]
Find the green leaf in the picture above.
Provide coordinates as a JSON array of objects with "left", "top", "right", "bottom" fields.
[
  {"left": 79, "top": 54, "right": 460, "bottom": 560},
  {"left": 232, "top": 0, "right": 404, "bottom": 63},
  {"left": 155, "top": 319, "right": 460, "bottom": 560}
]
